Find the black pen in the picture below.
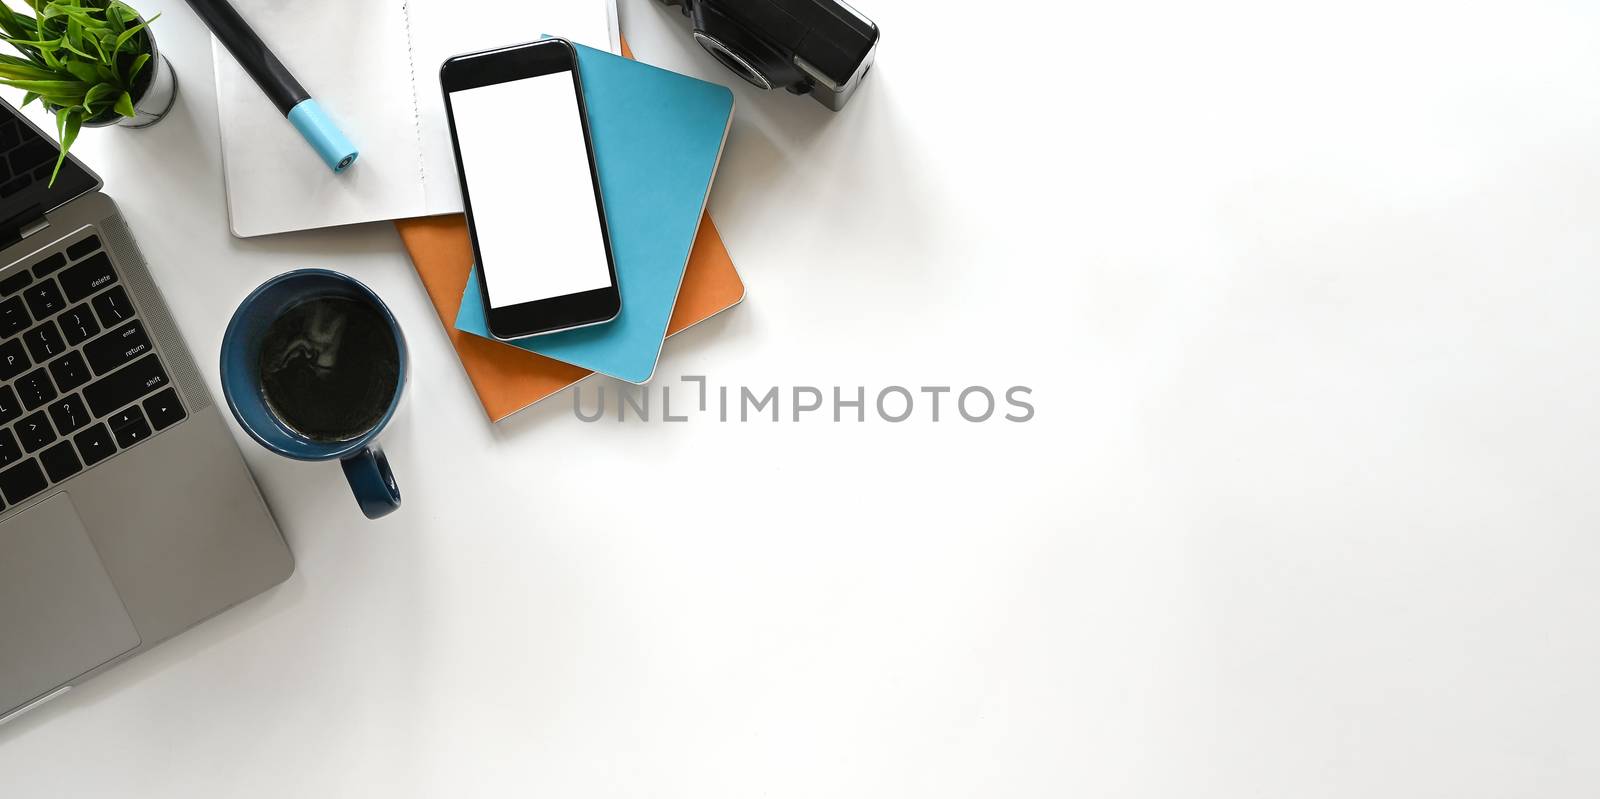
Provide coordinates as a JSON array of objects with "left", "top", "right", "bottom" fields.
[{"left": 184, "top": 0, "right": 358, "bottom": 173}]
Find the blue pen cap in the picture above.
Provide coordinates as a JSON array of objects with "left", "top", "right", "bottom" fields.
[{"left": 287, "top": 98, "right": 359, "bottom": 173}]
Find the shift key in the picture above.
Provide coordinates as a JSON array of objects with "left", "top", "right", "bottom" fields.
[
  {"left": 85, "top": 353, "right": 168, "bottom": 417},
  {"left": 84, "top": 319, "right": 151, "bottom": 374}
]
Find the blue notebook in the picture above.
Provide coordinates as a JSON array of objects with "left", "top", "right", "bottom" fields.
[{"left": 455, "top": 42, "right": 734, "bottom": 384}]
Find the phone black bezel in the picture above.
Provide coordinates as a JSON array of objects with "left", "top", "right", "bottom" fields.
[{"left": 440, "top": 38, "right": 620, "bottom": 340}]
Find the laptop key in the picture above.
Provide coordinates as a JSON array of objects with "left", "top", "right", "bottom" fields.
[
  {"left": 0, "top": 385, "right": 18, "bottom": 425},
  {"left": 47, "top": 394, "right": 88, "bottom": 435},
  {"left": 39, "top": 440, "right": 80, "bottom": 482},
  {"left": 23, "top": 278, "right": 64, "bottom": 319},
  {"left": 29, "top": 252, "right": 66, "bottom": 279},
  {"left": 60, "top": 252, "right": 117, "bottom": 304},
  {"left": 16, "top": 409, "right": 54, "bottom": 452},
  {"left": 59, "top": 303, "right": 99, "bottom": 345},
  {"left": 22, "top": 319, "right": 64, "bottom": 362},
  {"left": 91, "top": 284, "right": 133, "bottom": 326},
  {"left": 0, "top": 295, "right": 29, "bottom": 336},
  {"left": 0, "top": 270, "right": 30, "bottom": 296},
  {"left": 142, "top": 387, "right": 185, "bottom": 431},
  {"left": 66, "top": 235, "right": 101, "bottom": 261},
  {"left": 74, "top": 422, "right": 114, "bottom": 466},
  {"left": 84, "top": 353, "right": 168, "bottom": 417},
  {"left": 0, "top": 337, "right": 27, "bottom": 380},
  {"left": 49, "top": 350, "right": 90, "bottom": 392},
  {"left": 110, "top": 406, "right": 151, "bottom": 448},
  {"left": 0, "top": 457, "right": 46, "bottom": 505},
  {"left": 84, "top": 319, "right": 151, "bottom": 375},
  {"left": 108, "top": 406, "right": 141, "bottom": 429},
  {"left": 16, "top": 366, "right": 54, "bottom": 409},
  {"left": 0, "top": 428, "right": 21, "bottom": 468}
]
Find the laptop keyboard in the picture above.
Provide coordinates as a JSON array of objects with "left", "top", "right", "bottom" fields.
[
  {"left": 0, "top": 113, "right": 60, "bottom": 198},
  {"left": 0, "top": 232, "right": 186, "bottom": 511}
]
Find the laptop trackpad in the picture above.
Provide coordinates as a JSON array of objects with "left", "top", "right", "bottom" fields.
[{"left": 0, "top": 494, "right": 140, "bottom": 715}]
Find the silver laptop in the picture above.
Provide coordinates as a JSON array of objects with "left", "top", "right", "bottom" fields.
[{"left": 0, "top": 102, "right": 293, "bottom": 725}]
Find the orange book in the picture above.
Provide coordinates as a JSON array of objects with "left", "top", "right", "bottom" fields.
[{"left": 396, "top": 213, "right": 743, "bottom": 421}]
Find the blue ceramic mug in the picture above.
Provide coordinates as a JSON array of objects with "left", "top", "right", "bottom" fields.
[{"left": 220, "top": 269, "right": 406, "bottom": 519}]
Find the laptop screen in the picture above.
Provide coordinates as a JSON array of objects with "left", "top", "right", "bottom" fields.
[{"left": 0, "top": 101, "right": 98, "bottom": 230}]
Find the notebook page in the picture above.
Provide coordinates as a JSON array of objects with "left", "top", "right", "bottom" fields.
[
  {"left": 407, "top": 1, "right": 617, "bottom": 214},
  {"left": 214, "top": 0, "right": 420, "bottom": 237}
]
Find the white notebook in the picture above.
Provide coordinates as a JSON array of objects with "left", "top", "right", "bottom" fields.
[{"left": 212, "top": 0, "right": 619, "bottom": 238}]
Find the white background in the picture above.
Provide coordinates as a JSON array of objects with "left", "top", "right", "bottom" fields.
[
  {"left": 3, "top": 0, "right": 1600, "bottom": 796},
  {"left": 451, "top": 72, "right": 613, "bottom": 307}
]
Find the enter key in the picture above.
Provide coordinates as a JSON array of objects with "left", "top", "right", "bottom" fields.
[{"left": 83, "top": 320, "right": 150, "bottom": 376}]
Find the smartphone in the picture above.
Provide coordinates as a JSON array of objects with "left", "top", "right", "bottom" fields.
[{"left": 440, "top": 39, "right": 620, "bottom": 339}]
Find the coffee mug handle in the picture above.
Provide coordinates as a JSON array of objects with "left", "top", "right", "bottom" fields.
[{"left": 340, "top": 445, "right": 401, "bottom": 519}]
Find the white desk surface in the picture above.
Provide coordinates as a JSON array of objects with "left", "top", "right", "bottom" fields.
[{"left": 4, "top": 1, "right": 1600, "bottom": 796}]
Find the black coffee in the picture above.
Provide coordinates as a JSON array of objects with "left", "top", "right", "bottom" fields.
[{"left": 259, "top": 296, "right": 399, "bottom": 442}]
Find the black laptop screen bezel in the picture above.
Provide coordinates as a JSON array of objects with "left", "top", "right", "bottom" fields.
[{"left": 0, "top": 99, "right": 102, "bottom": 235}]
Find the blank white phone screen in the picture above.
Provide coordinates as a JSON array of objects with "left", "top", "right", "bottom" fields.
[{"left": 450, "top": 72, "right": 610, "bottom": 308}]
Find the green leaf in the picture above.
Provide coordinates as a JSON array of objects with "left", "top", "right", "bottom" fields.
[
  {"left": 126, "top": 51, "right": 147, "bottom": 81},
  {"left": 0, "top": 34, "right": 61, "bottom": 50},
  {"left": 0, "top": 5, "right": 38, "bottom": 41},
  {"left": 113, "top": 14, "right": 154, "bottom": 52},
  {"left": 62, "top": 59, "right": 94, "bottom": 82},
  {"left": 59, "top": 108, "right": 79, "bottom": 150},
  {"left": 59, "top": 36, "right": 93, "bottom": 60},
  {"left": 0, "top": 53, "right": 45, "bottom": 70},
  {"left": 21, "top": 91, "right": 38, "bottom": 106},
  {"left": 0, "top": 61, "right": 67, "bottom": 81},
  {"left": 113, "top": 89, "right": 132, "bottom": 117},
  {"left": 0, "top": 77, "right": 88, "bottom": 95},
  {"left": 83, "top": 80, "right": 116, "bottom": 111},
  {"left": 43, "top": 4, "right": 102, "bottom": 25},
  {"left": 49, "top": 106, "right": 81, "bottom": 188}
]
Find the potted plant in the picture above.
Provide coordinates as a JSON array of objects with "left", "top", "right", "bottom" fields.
[{"left": 0, "top": 0, "right": 175, "bottom": 185}]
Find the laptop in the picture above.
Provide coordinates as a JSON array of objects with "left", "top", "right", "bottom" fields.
[{"left": 0, "top": 102, "right": 293, "bottom": 726}]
